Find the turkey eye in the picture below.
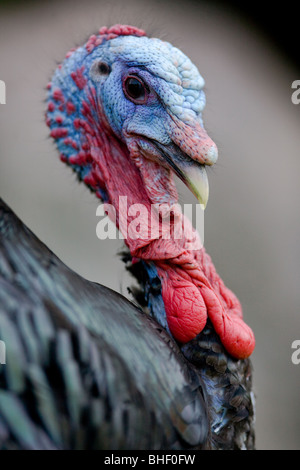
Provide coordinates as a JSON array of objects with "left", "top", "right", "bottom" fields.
[{"left": 124, "top": 76, "right": 147, "bottom": 103}]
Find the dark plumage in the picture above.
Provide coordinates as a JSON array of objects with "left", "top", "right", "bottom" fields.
[
  {"left": 0, "top": 199, "right": 254, "bottom": 450},
  {"left": 0, "top": 199, "right": 208, "bottom": 450}
]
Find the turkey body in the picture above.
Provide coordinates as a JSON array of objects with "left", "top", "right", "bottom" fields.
[
  {"left": 0, "top": 23, "right": 255, "bottom": 450},
  {"left": 0, "top": 199, "right": 255, "bottom": 450},
  {"left": 0, "top": 199, "right": 207, "bottom": 450}
]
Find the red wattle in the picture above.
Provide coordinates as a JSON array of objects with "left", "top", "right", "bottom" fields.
[
  {"left": 153, "top": 247, "right": 255, "bottom": 359},
  {"left": 200, "top": 284, "right": 255, "bottom": 359},
  {"left": 158, "top": 268, "right": 208, "bottom": 343}
]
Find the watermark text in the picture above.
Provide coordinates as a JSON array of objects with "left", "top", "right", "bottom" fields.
[
  {"left": 291, "top": 80, "right": 300, "bottom": 105},
  {"left": 0, "top": 80, "right": 6, "bottom": 104},
  {"left": 291, "top": 340, "right": 300, "bottom": 365},
  {"left": 0, "top": 340, "right": 6, "bottom": 365},
  {"left": 96, "top": 197, "right": 204, "bottom": 251}
]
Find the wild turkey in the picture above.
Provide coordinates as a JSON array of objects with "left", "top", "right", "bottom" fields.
[{"left": 0, "top": 24, "right": 255, "bottom": 450}]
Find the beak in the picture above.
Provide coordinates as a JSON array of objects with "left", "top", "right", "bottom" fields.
[
  {"left": 157, "top": 114, "right": 218, "bottom": 209},
  {"left": 153, "top": 141, "right": 210, "bottom": 209},
  {"left": 179, "top": 160, "right": 209, "bottom": 210}
]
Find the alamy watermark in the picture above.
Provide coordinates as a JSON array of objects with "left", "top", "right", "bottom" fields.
[
  {"left": 95, "top": 197, "right": 205, "bottom": 251},
  {"left": 291, "top": 80, "right": 300, "bottom": 105},
  {"left": 0, "top": 80, "right": 6, "bottom": 104},
  {"left": 0, "top": 340, "right": 6, "bottom": 365},
  {"left": 291, "top": 340, "right": 300, "bottom": 365}
]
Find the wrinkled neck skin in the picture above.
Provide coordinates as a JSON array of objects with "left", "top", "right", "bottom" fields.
[
  {"left": 85, "top": 115, "right": 254, "bottom": 359},
  {"left": 46, "top": 36, "right": 255, "bottom": 360}
]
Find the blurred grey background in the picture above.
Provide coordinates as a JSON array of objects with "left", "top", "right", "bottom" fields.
[{"left": 0, "top": 0, "right": 299, "bottom": 450}]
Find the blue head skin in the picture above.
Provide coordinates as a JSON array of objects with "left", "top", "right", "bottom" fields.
[
  {"left": 89, "top": 35, "right": 206, "bottom": 137},
  {"left": 47, "top": 27, "right": 218, "bottom": 209}
]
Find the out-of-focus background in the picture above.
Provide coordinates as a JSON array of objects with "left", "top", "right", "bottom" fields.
[{"left": 0, "top": 0, "right": 299, "bottom": 450}]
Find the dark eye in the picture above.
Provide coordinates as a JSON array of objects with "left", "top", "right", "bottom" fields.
[
  {"left": 97, "top": 62, "right": 111, "bottom": 75},
  {"left": 123, "top": 76, "right": 148, "bottom": 104}
]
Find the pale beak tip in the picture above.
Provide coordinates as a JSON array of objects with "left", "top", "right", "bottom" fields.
[{"left": 187, "top": 165, "right": 209, "bottom": 209}]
